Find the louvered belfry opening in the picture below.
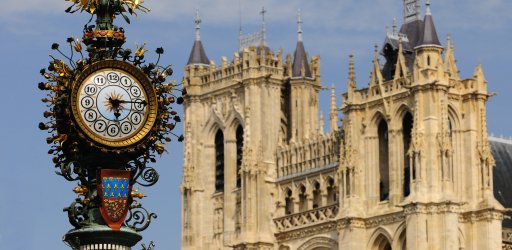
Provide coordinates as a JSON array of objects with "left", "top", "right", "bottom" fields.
[
  {"left": 215, "top": 130, "right": 225, "bottom": 192},
  {"left": 378, "top": 119, "right": 390, "bottom": 201},
  {"left": 403, "top": 112, "right": 413, "bottom": 197},
  {"left": 236, "top": 126, "right": 244, "bottom": 188}
]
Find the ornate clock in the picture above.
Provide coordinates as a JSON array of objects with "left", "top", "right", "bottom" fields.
[
  {"left": 70, "top": 60, "right": 158, "bottom": 148},
  {"left": 405, "top": 1, "right": 418, "bottom": 18},
  {"left": 38, "top": 0, "right": 184, "bottom": 245},
  {"left": 406, "top": 3, "right": 415, "bottom": 15}
]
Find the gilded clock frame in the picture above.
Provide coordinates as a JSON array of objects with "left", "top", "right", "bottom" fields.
[{"left": 70, "top": 60, "right": 158, "bottom": 148}]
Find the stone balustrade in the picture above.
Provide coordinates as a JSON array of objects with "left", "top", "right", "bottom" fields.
[
  {"left": 277, "top": 134, "right": 339, "bottom": 178},
  {"left": 503, "top": 228, "right": 512, "bottom": 250},
  {"left": 273, "top": 204, "right": 339, "bottom": 232}
]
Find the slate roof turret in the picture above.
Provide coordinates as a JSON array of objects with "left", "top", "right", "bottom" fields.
[
  {"left": 187, "top": 9, "right": 210, "bottom": 65},
  {"left": 292, "top": 9, "right": 312, "bottom": 78},
  {"left": 416, "top": 0, "right": 442, "bottom": 48}
]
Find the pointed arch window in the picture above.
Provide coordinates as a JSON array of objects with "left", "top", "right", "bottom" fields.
[
  {"left": 445, "top": 117, "right": 454, "bottom": 181},
  {"left": 285, "top": 188, "right": 294, "bottom": 215},
  {"left": 215, "top": 130, "right": 224, "bottom": 192},
  {"left": 403, "top": 113, "right": 413, "bottom": 197},
  {"left": 346, "top": 169, "right": 351, "bottom": 196},
  {"left": 236, "top": 126, "right": 244, "bottom": 188},
  {"left": 378, "top": 119, "right": 390, "bottom": 201},
  {"left": 372, "top": 234, "right": 392, "bottom": 250},
  {"left": 448, "top": 118, "right": 453, "bottom": 139},
  {"left": 298, "top": 185, "right": 307, "bottom": 212},
  {"left": 326, "top": 177, "right": 337, "bottom": 205},
  {"left": 312, "top": 182, "right": 321, "bottom": 209}
]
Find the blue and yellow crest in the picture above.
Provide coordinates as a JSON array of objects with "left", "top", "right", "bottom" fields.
[{"left": 98, "top": 169, "right": 131, "bottom": 231}]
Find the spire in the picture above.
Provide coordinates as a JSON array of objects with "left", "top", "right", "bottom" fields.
[
  {"left": 292, "top": 9, "right": 311, "bottom": 78},
  {"left": 330, "top": 84, "right": 336, "bottom": 112},
  {"left": 194, "top": 9, "right": 201, "bottom": 41},
  {"left": 260, "top": 6, "right": 267, "bottom": 46},
  {"left": 238, "top": 0, "right": 242, "bottom": 50},
  {"left": 187, "top": 9, "right": 210, "bottom": 65},
  {"left": 417, "top": 0, "right": 442, "bottom": 48},
  {"left": 392, "top": 18, "right": 397, "bottom": 34},
  {"left": 370, "top": 45, "right": 380, "bottom": 87},
  {"left": 447, "top": 34, "right": 453, "bottom": 50},
  {"left": 346, "top": 54, "right": 357, "bottom": 104},
  {"left": 394, "top": 36, "right": 409, "bottom": 79},
  {"left": 444, "top": 34, "right": 460, "bottom": 80},
  {"left": 348, "top": 54, "right": 356, "bottom": 89},
  {"left": 297, "top": 9, "right": 303, "bottom": 42},
  {"left": 474, "top": 64, "right": 486, "bottom": 84},
  {"left": 330, "top": 84, "right": 339, "bottom": 132},
  {"left": 319, "top": 112, "right": 325, "bottom": 135}
]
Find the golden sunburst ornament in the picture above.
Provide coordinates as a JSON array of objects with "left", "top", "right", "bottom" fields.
[
  {"left": 65, "top": 0, "right": 149, "bottom": 15},
  {"left": 105, "top": 91, "right": 126, "bottom": 113}
]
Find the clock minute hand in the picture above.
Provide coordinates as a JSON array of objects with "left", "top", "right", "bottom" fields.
[{"left": 118, "top": 100, "right": 148, "bottom": 105}]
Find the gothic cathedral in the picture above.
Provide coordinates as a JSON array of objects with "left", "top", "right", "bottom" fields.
[{"left": 180, "top": 1, "right": 507, "bottom": 249}]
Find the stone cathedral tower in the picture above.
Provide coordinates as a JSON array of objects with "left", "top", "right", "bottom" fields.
[
  {"left": 181, "top": 2, "right": 506, "bottom": 250},
  {"left": 338, "top": 0, "right": 504, "bottom": 249}
]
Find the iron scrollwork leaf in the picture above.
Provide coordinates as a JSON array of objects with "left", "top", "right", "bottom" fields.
[
  {"left": 124, "top": 204, "right": 157, "bottom": 232},
  {"left": 63, "top": 199, "right": 88, "bottom": 229}
]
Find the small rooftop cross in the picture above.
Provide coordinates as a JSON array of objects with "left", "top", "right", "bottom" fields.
[
  {"left": 260, "top": 6, "right": 267, "bottom": 22},
  {"left": 194, "top": 9, "right": 202, "bottom": 41},
  {"left": 260, "top": 6, "right": 267, "bottom": 45},
  {"left": 297, "top": 9, "right": 303, "bottom": 42}
]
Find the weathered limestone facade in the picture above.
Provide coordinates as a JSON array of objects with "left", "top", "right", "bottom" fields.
[{"left": 181, "top": 1, "right": 505, "bottom": 250}]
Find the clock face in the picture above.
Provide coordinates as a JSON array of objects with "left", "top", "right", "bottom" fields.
[
  {"left": 71, "top": 60, "right": 157, "bottom": 148},
  {"left": 406, "top": 3, "right": 416, "bottom": 16}
]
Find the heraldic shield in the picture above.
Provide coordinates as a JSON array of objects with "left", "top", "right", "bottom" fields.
[{"left": 99, "top": 169, "right": 132, "bottom": 231}]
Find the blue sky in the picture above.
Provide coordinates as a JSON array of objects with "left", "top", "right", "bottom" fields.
[{"left": 0, "top": 0, "right": 511, "bottom": 249}]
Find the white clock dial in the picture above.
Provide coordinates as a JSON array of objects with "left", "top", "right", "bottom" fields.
[
  {"left": 70, "top": 60, "right": 158, "bottom": 148},
  {"left": 406, "top": 3, "right": 416, "bottom": 16},
  {"left": 77, "top": 68, "right": 148, "bottom": 142}
]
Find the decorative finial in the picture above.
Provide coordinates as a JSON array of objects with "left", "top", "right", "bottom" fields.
[
  {"left": 330, "top": 84, "right": 337, "bottom": 111},
  {"left": 194, "top": 8, "right": 202, "bottom": 41},
  {"left": 349, "top": 54, "right": 355, "bottom": 72},
  {"left": 297, "top": 9, "right": 303, "bottom": 42},
  {"left": 260, "top": 6, "right": 267, "bottom": 45},
  {"left": 331, "top": 84, "right": 336, "bottom": 99},
  {"left": 426, "top": 0, "right": 432, "bottom": 15},
  {"left": 238, "top": 0, "right": 243, "bottom": 51},
  {"left": 348, "top": 54, "right": 356, "bottom": 88},
  {"left": 329, "top": 83, "right": 338, "bottom": 133},
  {"left": 319, "top": 111, "right": 325, "bottom": 135},
  {"left": 64, "top": 0, "right": 149, "bottom": 31},
  {"left": 238, "top": 0, "right": 242, "bottom": 34},
  {"left": 392, "top": 18, "right": 397, "bottom": 34}
]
